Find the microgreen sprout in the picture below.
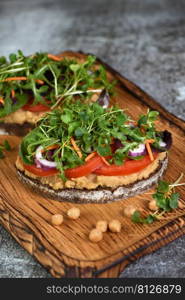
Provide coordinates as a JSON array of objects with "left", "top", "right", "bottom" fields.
[
  {"left": 131, "top": 173, "right": 185, "bottom": 224},
  {"left": 0, "top": 51, "right": 115, "bottom": 117},
  {"left": 0, "top": 140, "right": 11, "bottom": 159}
]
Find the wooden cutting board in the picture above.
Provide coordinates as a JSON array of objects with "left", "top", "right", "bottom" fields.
[{"left": 0, "top": 51, "right": 185, "bottom": 278}]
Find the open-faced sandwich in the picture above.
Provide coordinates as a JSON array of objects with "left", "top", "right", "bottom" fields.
[
  {"left": 15, "top": 97, "right": 172, "bottom": 203},
  {"left": 0, "top": 51, "right": 114, "bottom": 135}
]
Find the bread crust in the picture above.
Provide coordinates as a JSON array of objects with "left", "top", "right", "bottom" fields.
[{"left": 0, "top": 122, "right": 34, "bottom": 136}]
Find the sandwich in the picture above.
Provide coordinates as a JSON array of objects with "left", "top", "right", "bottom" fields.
[
  {"left": 15, "top": 97, "right": 172, "bottom": 203},
  {"left": 0, "top": 51, "right": 113, "bottom": 135}
]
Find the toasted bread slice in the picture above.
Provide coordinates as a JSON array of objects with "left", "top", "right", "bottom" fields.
[{"left": 15, "top": 153, "right": 168, "bottom": 203}]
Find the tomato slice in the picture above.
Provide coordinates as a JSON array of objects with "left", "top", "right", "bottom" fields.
[
  {"left": 22, "top": 98, "right": 51, "bottom": 112},
  {"left": 23, "top": 153, "right": 158, "bottom": 178},
  {"left": 65, "top": 155, "right": 104, "bottom": 178},
  {"left": 22, "top": 103, "right": 51, "bottom": 112},
  {"left": 94, "top": 153, "right": 158, "bottom": 176},
  {"left": 23, "top": 164, "right": 58, "bottom": 177},
  {"left": 23, "top": 155, "right": 104, "bottom": 178}
]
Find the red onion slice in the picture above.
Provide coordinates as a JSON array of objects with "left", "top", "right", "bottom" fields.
[
  {"left": 159, "top": 140, "right": 166, "bottom": 148},
  {"left": 152, "top": 130, "right": 172, "bottom": 152},
  {"left": 35, "top": 146, "right": 57, "bottom": 168},
  {"left": 128, "top": 143, "right": 146, "bottom": 157},
  {"left": 97, "top": 89, "right": 110, "bottom": 108}
]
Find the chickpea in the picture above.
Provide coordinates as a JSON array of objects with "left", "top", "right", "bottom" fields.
[
  {"left": 96, "top": 220, "right": 108, "bottom": 233},
  {"left": 123, "top": 205, "right": 136, "bottom": 217},
  {"left": 178, "top": 201, "right": 184, "bottom": 209},
  {"left": 89, "top": 228, "right": 103, "bottom": 243},
  {"left": 51, "top": 214, "right": 63, "bottom": 226},
  {"left": 67, "top": 207, "right": 80, "bottom": 220},
  {"left": 108, "top": 219, "right": 121, "bottom": 233},
  {"left": 148, "top": 200, "right": 158, "bottom": 211}
]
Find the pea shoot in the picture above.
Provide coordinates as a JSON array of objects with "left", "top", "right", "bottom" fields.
[
  {"left": 131, "top": 173, "right": 185, "bottom": 224},
  {"left": 19, "top": 93, "right": 166, "bottom": 181},
  {"left": 0, "top": 51, "right": 115, "bottom": 118}
]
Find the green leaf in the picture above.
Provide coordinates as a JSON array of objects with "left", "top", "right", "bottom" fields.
[
  {"left": 169, "top": 193, "right": 179, "bottom": 209},
  {"left": 121, "top": 127, "right": 130, "bottom": 135},
  {"left": 97, "top": 145, "right": 111, "bottom": 156},
  {"left": 4, "top": 97, "right": 12, "bottom": 115},
  {"left": 69, "top": 64, "right": 80, "bottom": 72},
  {"left": 4, "top": 140, "right": 11, "bottom": 151},
  {"left": 138, "top": 110, "right": 159, "bottom": 129},
  {"left": 153, "top": 192, "right": 168, "bottom": 210},
  {"left": 61, "top": 114, "right": 72, "bottom": 124},
  {"left": 55, "top": 155, "right": 67, "bottom": 182},
  {"left": 0, "top": 149, "right": 4, "bottom": 159},
  {"left": 18, "top": 131, "right": 37, "bottom": 165},
  {"left": 144, "top": 215, "right": 156, "bottom": 224},
  {"left": 74, "top": 128, "right": 85, "bottom": 137},
  {"left": 115, "top": 142, "right": 138, "bottom": 155},
  {"left": 18, "top": 49, "right": 24, "bottom": 57},
  {"left": 0, "top": 56, "right": 6, "bottom": 65},
  {"left": 127, "top": 128, "right": 145, "bottom": 142},
  {"left": 37, "top": 85, "right": 49, "bottom": 94},
  {"left": 9, "top": 53, "right": 17, "bottom": 63},
  {"left": 112, "top": 130, "right": 125, "bottom": 140},
  {"left": 114, "top": 151, "right": 126, "bottom": 165},
  {"left": 11, "top": 93, "right": 28, "bottom": 112},
  {"left": 114, "top": 158, "right": 123, "bottom": 165},
  {"left": 86, "top": 55, "right": 96, "bottom": 66},
  {"left": 68, "top": 121, "right": 81, "bottom": 134},
  {"left": 79, "top": 111, "right": 89, "bottom": 121},
  {"left": 61, "top": 109, "right": 73, "bottom": 124},
  {"left": 114, "top": 156, "right": 125, "bottom": 165},
  {"left": 148, "top": 111, "right": 159, "bottom": 121},
  {"left": 157, "top": 180, "right": 169, "bottom": 193},
  {"left": 116, "top": 113, "right": 127, "bottom": 125},
  {"left": 131, "top": 211, "right": 143, "bottom": 223},
  {"left": 138, "top": 115, "right": 147, "bottom": 126},
  {"left": 131, "top": 211, "right": 156, "bottom": 224},
  {"left": 92, "top": 102, "right": 104, "bottom": 114},
  {"left": 128, "top": 155, "right": 144, "bottom": 160}
]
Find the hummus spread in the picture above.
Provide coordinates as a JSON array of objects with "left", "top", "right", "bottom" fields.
[
  {"left": 0, "top": 93, "right": 99, "bottom": 125},
  {"left": 16, "top": 152, "right": 167, "bottom": 190},
  {"left": 1, "top": 108, "right": 45, "bottom": 124}
]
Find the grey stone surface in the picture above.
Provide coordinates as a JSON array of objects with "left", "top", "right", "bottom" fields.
[{"left": 0, "top": 0, "right": 184, "bottom": 278}]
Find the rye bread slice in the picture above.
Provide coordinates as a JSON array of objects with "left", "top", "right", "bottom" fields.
[
  {"left": 16, "top": 155, "right": 168, "bottom": 204},
  {"left": 0, "top": 122, "right": 34, "bottom": 136}
]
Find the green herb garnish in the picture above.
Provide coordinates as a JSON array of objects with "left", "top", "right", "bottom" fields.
[
  {"left": 0, "top": 139, "right": 11, "bottom": 158},
  {"left": 131, "top": 210, "right": 157, "bottom": 224},
  {"left": 19, "top": 101, "right": 129, "bottom": 169},
  {"left": 0, "top": 51, "right": 115, "bottom": 118},
  {"left": 19, "top": 100, "right": 164, "bottom": 180},
  {"left": 131, "top": 173, "right": 185, "bottom": 225}
]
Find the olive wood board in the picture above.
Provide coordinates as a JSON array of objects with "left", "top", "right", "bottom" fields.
[{"left": 0, "top": 51, "right": 185, "bottom": 278}]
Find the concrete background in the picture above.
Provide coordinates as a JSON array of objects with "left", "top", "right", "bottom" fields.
[{"left": 0, "top": 0, "right": 185, "bottom": 278}]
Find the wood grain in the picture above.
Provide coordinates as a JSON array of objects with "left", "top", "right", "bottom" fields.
[{"left": 0, "top": 51, "right": 185, "bottom": 278}]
